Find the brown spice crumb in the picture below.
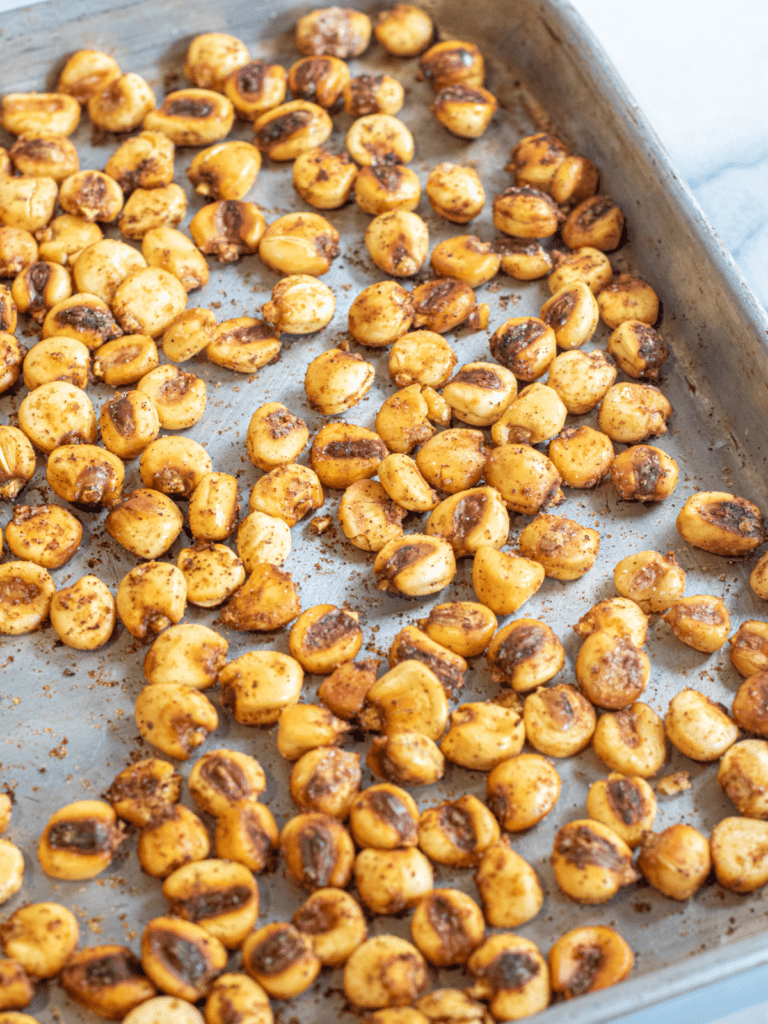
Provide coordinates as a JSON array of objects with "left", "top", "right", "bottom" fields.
[{"left": 656, "top": 771, "right": 691, "bottom": 796}]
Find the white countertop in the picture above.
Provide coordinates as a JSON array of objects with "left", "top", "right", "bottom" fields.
[{"left": 0, "top": 1, "right": 766, "bottom": 1022}]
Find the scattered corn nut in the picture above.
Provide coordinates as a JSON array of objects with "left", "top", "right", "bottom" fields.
[
  {"left": 485, "top": 443, "right": 564, "bottom": 515},
  {"left": 344, "top": 73, "right": 404, "bottom": 117},
  {"left": 576, "top": 629, "right": 650, "bottom": 710},
  {"left": 11, "top": 260, "right": 72, "bottom": 322},
  {"left": 43, "top": 291, "right": 123, "bottom": 348},
  {"left": 365, "top": 209, "right": 428, "bottom": 277},
  {"left": 419, "top": 39, "right": 484, "bottom": 91},
  {"left": 374, "top": 534, "right": 456, "bottom": 597},
  {"left": 665, "top": 686, "right": 738, "bottom": 760},
  {"left": 249, "top": 462, "right": 324, "bottom": 527},
  {"left": 4, "top": 503, "right": 82, "bottom": 569},
  {"left": 562, "top": 194, "right": 624, "bottom": 251},
  {"left": 262, "top": 274, "right": 335, "bottom": 334},
  {"left": 637, "top": 824, "right": 710, "bottom": 901},
  {"left": 22, "top": 334, "right": 87, "bottom": 390},
  {"left": 184, "top": 32, "right": 250, "bottom": 91},
  {"left": 293, "top": 888, "right": 367, "bottom": 967},
  {"left": 57, "top": 49, "right": 122, "bottom": 103},
  {"left": 346, "top": 113, "right": 414, "bottom": 166},
  {"left": 614, "top": 549, "right": 686, "bottom": 613},
  {"left": 441, "top": 701, "right": 524, "bottom": 771},
  {"left": 586, "top": 773, "right": 656, "bottom": 850},
  {"left": 93, "top": 333, "right": 158, "bottom": 387},
  {"left": 367, "top": 731, "right": 445, "bottom": 786},
  {"left": 607, "top": 319, "right": 669, "bottom": 380},
  {"left": 475, "top": 837, "right": 544, "bottom": 930},
  {"left": 467, "top": 934, "right": 550, "bottom": 1022},
  {"left": 426, "top": 162, "right": 485, "bottom": 223},
  {"left": 711, "top": 818, "right": 768, "bottom": 893},
  {"left": 676, "top": 490, "right": 765, "bottom": 556},
  {"left": 549, "top": 926, "right": 634, "bottom": 999},
  {"left": 253, "top": 100, "right": 332, "bottom": 160},
  {"left": 281, "top": 811, "right": 355, "bottom": 890},
  {"left": 1, "top": 901, "right": 79, "bottom": 979},
  {"left": 540, "top": 280, "right": 599, "bottom": 349},
  {"left": 552, "top": 819, "right": 638, "bottom": 904},
  {"left": 355, "top": 164, "right": 420, "bottom": 215},
  {"left": 206, "top": 316, "right": 281, "bottom": 374},
  {"left": 144, "top": 623, "right": 228, "bottom": 690},
  {"left": 343, "top": 935, "right": 428, "bottom": 1010},
  {"left": 573, "top": 595, "right": 648, "bottom": 648},
  {"left": 18, "top": 380, "right": 97, "bottom": 453},
  {"left": 487, "top": 618, "right": 565, "bottom": 692},
  {"left": 354, "top": 846, "right": 434, "bottom": 915},
  {"left": 519, "top": 513, "right": 600, "bottom": 580},
  {"left": 0, "top": 174, "right": 58, "bottom": 233},
  {"left": 73, "top": 238, "right": 146, "bottom": 304},
  {"left": 548, "top": 425, "right": 614, "bottom": 487},
  {"left": 118, "top": 183, "right": 188, "bottom": 239},
  {"left": 116, "top": 561, "right": 186, "bottom": 641},
  {"left": 598, "top": 273, "right": 659, "bottom": 329},
  {"left": 415, "top": 427, "right": 488, "bottom": 494},
  {"left": 0, "top": 225, "right": 38, "bottom": 277},
  {"left": 593, "top": 702, "right": 667, "bottom": 778},
  {"left": 1, "top": 92, "right": 80, "bottom": 137},
  {"left": 137, "top": 804, "right": 210, "bottom": 880},
  {"left": 431, "top": 84, "right": 497, "bottom": 139},
  {"left": 88, "top": 73, "right": 156, "bottom": 133},
  {"left": 548, "top": 245, "right": 612, "bottom": 294},
  {"left": 259, "top": 210, "right": 339, "bottom": 276},
  {"left": 104, "top": 131, "right": 175, "bottom": 193},
  {"left": 144, "top": 88, "right": 235, "bottom": 146},
  {"left": 375, "top": 384, "right": 433, "bottom": 454},
  {"left": 425, "top": 486, "right": 509, "bottom": 557},
  {"left": 224, "top": 59, "right": 288, "bottom": 119},
  {"left": 106, "top": 488, "right": 184, "bottom": 559},
  {"left": 189, "top": 199, "right": 266, "bottom": 262},
  {"left": 288, "top": 604, "right": 363, "bottom": 675},
  {"left": 220, "top": 563, "right": 301, "bottom": 632},
  {"left": 37, "top": 800, "right": 124, "bottom": 880},
  {"left": 141, "top": 916, "right": 227, "bottom": 1002},
  {"left": 472, "top": 547, "right": 546, "bottom": 616},
  {"left": 338, "top": 478, "right": 407, "bottom": 551},
  {"left": 59, "top": 169, "right": 124, "bottom": 223},
  {"left": 411, "top": 277, "right": 476, "bottom": 333},
  {"left": 292, "top": 145, "right": 357, "bottom": 208}
]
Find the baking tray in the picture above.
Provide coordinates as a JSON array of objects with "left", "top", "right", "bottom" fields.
[{"left": 2, "top": 0, "right": 768, "bottom": 1021}]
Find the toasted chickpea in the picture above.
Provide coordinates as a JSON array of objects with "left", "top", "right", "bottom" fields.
[
  {"left": 0, "top": 175, "right": 57, "bottom": 233},
  {"left": 493, "top": 185, "right": 560, "bottom": 239},
  {"left": 1, "top": 902, "right": 79, "bottom": 979},
  {"left": 87, "top": 72, "right": 155, "bottom": 131},
  {"left": 141, "top": 916, "right": 227, "bottom": 1002},
  {"left": 614, "top": 549, "right": 686, "bottom": 614},
  {"left": 425, "top": 162, "right": 484, "bottom": 224},
  {"left": 484, "top": 443, "right": 564, "bottom": 514},
  {"left": 58, "top": 170, "right": 123, "bottom": 224},
  {"left": 374, "top": 534, "right": 456, "bottom": 597},
  {"left": 0, "top": 958, "right": 34, "bottom": 1010},
  {"left": 664, "top": 687, "right": 738, "bottom": 761},
  {"left": 338, "top": 478, "right": 407, "bottom": 551},
  {"left": 1, "top": 93, "right": 80, "bottom": 137},
  {"left": 367, "top": 731, "right": 445, "bottom": 786},
  {"left": 679, "top": 491, "right": 766, "bottom": 557},
  {"left": 664, "top": 595, "right": 731, "bottom": 653},
  {"left": 9, "top": 132, "right": 78, "bottom": 182},
  {"left": 730, "top": 620, "right": 768, "bottom": 677},
  {"left": 576, "top": 630, "right": 650, "bottom": 710},
  {"left": 562, "top": 194, "right": 624, "bottom": 251},
  {"left": 524, "top": 685, "right": 596, "bottom": 758},
  {"left": 116, "top": 561, "right": 186, "bottom": 641},
  {"left": 608, "top": 320, "right": 669, "bottom": 380},
  {"left": 344, "top": 935, "right": 428, "bottom": 1010},
  {"left": 0, "top": 227, "right": 38, "bottom": 277},
  {"left": 205, "top": 975, "right": 271, "bottom": 1024},
  {"left": 410, "top": 889, "right": 485, "bottom": 968},
  {"left": 418, "top": 794, "right": 500, "bottom": 867},
  {"left": 719, "top": 740, "right": 768, "bottom": 818},
  {"left": 638, "top": 824, "right": 710, "bottom": 900},
  {"left": 137, "top": 804, "right": 210, "bottom": 880},
  {"left": 19, "top": 380, "right": 97, "bottom": 453},
  {"left": 593, "top": 702, "right": 667, "bottom": 777},
  {"left": 549, "top": 926, "right": 633, "bottom": 999},
  {"left": 0, "top": 840, "right": 24, "bottom": 905},
  {"left": 472, "top": 547, "right": 546, "bottom": 616},
  {"left": 349, "top": 783, "right": 419, "bottom": 849},
  {"left": 38, "top": 800, "right": 123, "bottom": 880},
  {"left": 586, "top": 773, "right": 656, "bottom": 849},
  {"left": 467, "top": 934, "right": 549, "bottom": 1022},
  {"left": 107, "top": 758, "right": 181, "bottom": 828},
  {"left": 4, "top": 504, "right": 81, "bottom": 569},
  {"left": 0, "top": 334, "right": 24, "bottom": 393},
  {"left": 292, "top": 148, "right": 357, "bottom": 211},
  {"left": 184, "top": 32, "right": 249, "bottom": 91},
  {"left": 57, "top": 49, "right": 121, "bottom": 102},
  {"left": 553, "top": 819, "right": 638, "bottom": 904},
  {"left": 548, "top": 245, "right": 612, "bottom": 294},
  {"left": 365, "top": 210, "right": 428, "bottom": 277},
  {"left": 346, "top": 114, "right": 414, "bottom": 166},
  {"left": 143, "top": 623, "right": 227, "bottom": 690},
  {"left": 574, "top": 595, "right": 648, "bottom": 647},
  {"left": 432, "top": 84, "right": 497, "bottom": 139},
  {"left": 11, "top": 261, "right": 71, "bottom": 327},
  {"left": 486, "top": 753, "right": 560, "bottom": 831},
  {"left": 134, "top": 682, "right": 217, "bottom": 759},
  {"left": 224, "top": 58, "right": 288, "bottom": 120},
  {"left": 600, "top": 381, "right": 673, "bottom": 442},
  {"left": 710, "top": 817, "right": 768, "bottom": 892},
  {"left": 253, "top": 99, "right": 332, "bottom": 161},
  {"left": 249, "top": 463, "right": 324, "bottom": 527},
  {"left": 73, "top": 238, "right": 146, "bottom": 304},
  {"left": 598, "top": 273, "right": 659, "bottom": 329},
  {"left": 548, "top": 426, "right": 613, "bottom": 489}
]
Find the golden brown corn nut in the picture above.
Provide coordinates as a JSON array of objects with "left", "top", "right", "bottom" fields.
[
  {"left": 0, "top": 426, "right": 35, "bottom": 501},
  {"left": 318, "top": 660, "right": 381, "bottom": 721},
  {"left": 43, "top": 291, "right": 122, "bottom": 348},
  {"left": 365, "top": 210, "right": 428, "bottom": 277},
  {"left": 0, "top": 227, "right": 37, "bottom": 277},
  {"left": 1, "top": 92, "right": 80, "bottom": 136},
  {"left": 245, "top": 402, "right": 307, "bottom": 472},
  {"left": 664, "top": 595, "right": 731, "bottom": 653},
  {"left": 177, "top": 542, "right": 245, "bottom": 608},
  {"left": 105, "top": 487, "right": 183, "bottom": 559},
  {"left": 293, "top": 888, "right": 367, "bottom": 968},
  {"left": 9, "top": 133, "right": 78, "bottom": 182},
  {"left": 144, "top": 89, "right": 234, "bottom": 146},
  {"left": 360, "top": 660, "right": 448, "bottom": 740},
  {"left": 344, "top": 935, "right": 429, "bottom": 1010},
  {"left": 719, "top": 740, "right": 768, "bottom": 818},
  {"left": 614, "top": 549, "right": 686, "bottom": 613},
  {"left": 57, "top": 49, "right": 122, "bottom": 102},
  {"left": 486, "top": 618, "right": 563, "bottom": 692},
  {"left": 281, "top": 812, "right": 355, "bottom": 889},
  {"left": 253, "top": 100, "right": 332, "bottom": 160},
  {"left": 576, "top": 630, "right": 650, "bottom": 710},
  {"left": 138, "top": 364, "right": 205, "bottom": 429},
  {"left": 188, "top": 141, "right": 261, "bottom": 202},
  {"left": 160, "top": 308, "right": 214, "bottom": 362},
  {"left": 236, "top": 511, "right": 291, "bottom": 572},
  {"left": 440, "top": 701, "right": 524, "bottom": 771},
  {"left": 431, "top": 84, "right": 497, "bottom": 139},
  {"left": 508, "top": 132, "right": 569, "bottom": 192},
  {"left": 310, "top": 422, "right": 387, "bottom": 489},
  {"left": 214, "top": 802, "right": 279, "bottom": 874},
  {"left": 144, "top": 623, "right": 227, "bottom": 690},
  {"left": 0, "top": 561, "right": 55, "bottom": 635},
  {"left": 598, "top": 273, "right": 659, "bottom": 329},
  {"left": 442, "top": 363, "right": 516, "bottom": 428},
  {"left": 349, "top": 783, "right": 419, "bottom": 849},
  {"left": 23, "top": 335, "right": 89, "bottom": 390},
  {"left": 354, "top": 164, "right": 419, "bottom": 216},
  {"left": 249, "top": 462, "right": 324, "bottom": 527},
  {"left": 416, "top": 605, "right": 494, "bottom": 662},
  {"left": 190, "top": 200, "right": 265, "bottom": 262},
  {"left": 389, "top": 624, "right": 466, "bottom": 695},
  {"left": 586, "top": 773, "right": 656, "bottom": 849},
  {"left": 206, "top": 316, "right": 281, "bottom": 374},
  {"left": 611, "top": 444, "right": 678, "bottom": 502},
  {"left": 491, "top": 382, "right": 566, "bottom": 446},
  {"left": 418, "top": 794, "right": 500, "bottom": 867},
  {"left": 475, "top": 837, "right": 543, "bottom": 930},
  {"left": 664, "top": 687, "right": 738, "bottom": 761},
  {"left": 484, "top": 443, "right": 564, "bottom": 515},
  {"left": 137, "top": 805, "right": 210, "bottom": 880},
  {"left": 593, "top": 702, "right": 667, "bottom": 778},
  {"left": 104, "top": 131, "right": 175, "bottom": 193},
  {"left": 375, "top": 454, "right": 437, "bottom": 514},
  {"left": 162, "top": 859, "right": 258, "bottom": 950},
  {"left": 472, "top": 547, "right": 546, "bottom": 616},
  {"left": 489, "top": 316, "right": 555, "bottom": 380},
  {"left": 296, "top": 5, "right": 372, "bottom": 56},
  {"left": 540, "top": 280, "right": 599, "bottom": 350},
  {"left": 519, "top": 514, "right": 600, "bottom": 581},
  {"left": 205, "top": 973, "right": 272, "bottom": 1024},
  {"left": 638, "top": 824, "right": 710, "bottom": 901},
  {"left": 732, "top": 672, "right": 768, "bottom": 736},
  {"left": 374, "top": 4, "right": 433, "bottom": 55},
  {"left": 548, "top": 425, "right": 613, "bottom": 489},
  {"left": 288, "top": 55, "right": 350, "bottom": 108},
  {"left": 107, "top": 758, "right": 182, "bottom": 828},
  {"left": 277, "top": 704, "right": 350, "bottom": 761},
  {"left": 413, "top": 428, "right": 484, "bottom": 495},
  {"left": 219, "top": 649, "right": 304, "bottom": 725},
  {"left": 425, "top": 486, "right": 509, "bottom": 558},
  {"left": 186, "top": 472, "right": 238, "bottom": 542},
  {"left": 289, "top": 604, "right": 363, "bottom": 675},
  {"left": 524, "top": 684, "right": 596, "bottom": 758},
  {"left": 112, "top": 266, "right": 187, "bottom": 339},
  {"left": 118, "top": 183, "right": 187, "bottom": 239},
  {"left": 710, "top": 817, "right": 768, "bottom": 893},
  {"left": 549, "top": 926, "right": 634, "bottom": 999},
  {"left": 220, "top": 562, "right": 301, "bottom": 632},
  {"left": 367, "top": 731, "right": 445, "bottom": 787},
  {"left": 419, "top": 39, "right": 484, "bottom": 91},
  {"left": 92, "top": 333, "right": 157, "bottom": 387},
  {"left": 116, "top": 561, "right": 187, "bottom": 641},
  {"left": 495, "top": 238, "right": 551, "bottom": 282},
  {"left": 46, "top": 443, "right": 123, "bottom": 505},
  {"left": 224, "top": 59, "right": 288, "bottom": 119},
  {"left": 18, "top": 381, "right": 96, "bottom": 453},
  {"left": 0, "top": 902, "right": 79, "bottom": 979},
  {"left": 0, "top": 334, "right": 24, "bottom": 394},
  {"left": 134, "top": 682, "right": 217, "bottom": 759},
  {"left": 425, "top": 162, "right": 484, "bottom": 224},
  {"left": 141, "top": 916, "right": 227, "bottom": 1002},
  {"left": 260, "top": 210, "right": 339, "bottom": 276},
  {"left": 411, "top": 889, "right": 485, "bottom": 967},
  {"left": 73, "top": 238, "right": 146, "bottom": 304},
  {"left": 122, "top": 996, "right": 208, "bottom": 1023},
  {"left": 58, "top": 170, "right": 123, "bottom": 224},
  {"left": 548, "top": 245, "right": 612, "bottom": 294},
  {"left": 292, "top": 145, "right": 357, "bottom": 208},
  {"left": 574, "top": 595, "right": 648, "bottom": 648},
  {"left": 562, "top": 194, "right": 624, "bottom": 251},
  {"left": 486, "top": 753, "right": 561, "bottom": 832},
  {"left": 729, "top": 621, "right": 768, "bottom": 678},
  {"left": 493, "top": 185, "right": 561, "bottom": 239},
  {"left": 88, "top": 73, "right": 155, "bottom": 132},
  {"left": 467, "top": 934, "right": 550, "bottom": 1022},
  {"left": 0, "top": 175, "right": 58, "bottom": 233},
  {"left": 412, "top": 278, "right": 478, "bottom": 334},
  {"left": 354, "top": 846, "right": 433, "bottom": 916},
  {"left": 346, "top": 113, "right": 414, "bottom": 166},
  {"left": 0, "top": 284, "right": 16, "bottom": 332},
  {"left": 11, "top": 261, "right": 72, "bottom": 322},
  {"left": 185, "top": 32, "right": 250, "bottom": 91},
  {"left": 374, "top": 534, "right": 456, "bottom": 597},
  {"left": 4, "top": 504, "right": 82, "bottom": 569},
  {"left": 551, "top": 154, "right": 600, "bottom": 204},
  {"left": 143, "top": 221, "right": 210, "bottom": 288},
  {"left": 344, "top": 73, "right": 404, "bottom": 117},
  {"left": 263, "top": 274, "right": 335, "bottom": 334},
  {"left": 37, "top": 800, "right": 124, "bottom": 880},
  {"left": 0, "top": 959, "right": 34, "bottom": 1011},
  {"left": 677, "top": 490, "right": 766, "bottom": 556},
  {"left": 552, "top": 819, "right": 638, "bottom": 904}
]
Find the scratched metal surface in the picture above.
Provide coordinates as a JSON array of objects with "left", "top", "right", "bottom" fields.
[{"left": 1, "top": 1, "right": 768, "bottom": 1022}]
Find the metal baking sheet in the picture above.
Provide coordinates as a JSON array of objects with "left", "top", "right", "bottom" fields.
[{"left": 2, "top": 1, "right": 768, "bottom": 1021}]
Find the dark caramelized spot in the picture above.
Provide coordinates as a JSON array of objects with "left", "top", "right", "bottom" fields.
[
  {"left": 249, "top": 927, "right": 306, "bottom": 975},
  {"left": 107, "top": 396, "right": 136, "bottom": 437},
  {"left": 700, "top": 499, "right": 765, "bottom": 539},
  {"left": 369, "top": 164, "right": 406, "bottom": 191},
  {"left": 27, "top": 261, "right": 52, "bottom": 297},
  {"left": 47, "top": 818, "right": 115, "bottom": 853},
  {"left": 437, "top": 803, "right": 476, "bottom": 852},
  {"left": 217, "top": 199, "right": 244, "bottom": 235},
  {"left": 451, "top": 492, "right": 488, "bottom": 543},
  {"left": 348, "top": 74, "right": 385, "bottom": 115},
  {"left": 378, "top": 541, "right": 432, "bottom": 581},
  {"left": 57, "top": 304, "right": 122, "bottom": 339},
  {"left": 77, "top": 173, "right": 109, "bottom": 206},
  {"left": 176, "top": 885, "right": 252, "bottom": 921},
  {"left": 541, "top": 687, "right": 576, "bottom": 728},
  {"left": 298, "top": 824, "right": 335, "bottom": 886},
  {"left": 257, "top": 110, "right": 312, "bottom": 146},
  {"left": 568, "top": 945, "right": 604, "bottom": 996},
  {"left": 294, "top": 901, "right": 333, "bottom": 935},
  {"left": 74, "top": 462, "right": 113, "bottom": 503},
  {"left": 0, "top": 578, "right": 41, "bottom": 603},
  {"left": 314, "top": 233, "right": 338, "bottom": 260},
  {"left": 421, "top": 47, "right": 475, "bottom": 81},
  {"left": 555, "top": 824, "right": 627, "bottom": 871},
  {"left": 606, "top": 778, "right": 646, "bottom": 825},
  {"left": 495, "top": 237, "right": 542, "bottom": 256},
  {"left": 487, "top": 950, "right": 540, "bottom": 990},
  {"left": 544, "top": 290, "right": 577, "bottom": 327},
  {"left": 305, "top": 607, "right": 358, "bottom": 649},
  {"left": 323, "top": 438, "right": 386, "bottom": 461},
  {"left": 394, "top": 641, "right": 462, "bottom": 694},
  {"left": 632, "top": 323, "right": 668, "bottom": 370},
  {"left": 496, "top": 625, "right": 547, "bottom": 674},
  {"left": 224, "top": 323, "right": 277, "bottom": 346},
  {"left": 292, "top": 58, "right": 331, "bottom": 99},
  {"left": 164, "top": 97, "right": 215, "bottom": 118},
  {"left": 80, "top": 950, "right": 139, "bottom": 987},
  {"left": 235, "top": 61, "right": 267, "bottom": 96},
  {"left": 151, "top": 930, "right": 210, "bottom": 984},
  {"left": 266, "top": 408, "right": 302, "bottom": 438},
  {"left": 490, "top": 319, "right": 547, "bottom": 367},
  {"left": 630, "top": 448, "right": 662, "bottom": 497},
  {"left": 414, "top": 279, "right": 466, "bottom": 312},
  {"left": 200, "top": 756, "right": 251, "bottom": 801},
  {"left": 436, "top": 84, "right": 487, "bottom": 104},
  {"left": 366, "top": 789, "right": 417, "bottom": 842},
  {"left": 447, "top": 367, "right": 503, "bottom": 390},
  {"left": 576, "top": 196, "right": 617, "bottom": 226}
]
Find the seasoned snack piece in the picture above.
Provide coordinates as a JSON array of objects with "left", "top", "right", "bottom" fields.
[
  {"left": 549, "top": 926, "right": 634, "bottom": 999},
  {"left": 592, "top": 702, "right": 667, "bottom": 777},
  {"left": 123, "top": 995, "right": 206, "bottom": 1023},
  {"left": 0, "top": 562, "right": 55, "bottom": 635},
  {"left": 599, "top": 382, "right": 672, "bottom": 442},
  {"left": 59, "top": 170, "right": 123, "bottom": 223},
  {"left": 278, "top": 704, "right": 350, "bottom": 761},
  {"left": 710, "top": 818, "right": 768, "bottom": 893},
  {"left": 676, "top": 490, "right": 765, "bottom": 556},
  {"left": 355, "top": 164, "right": 419, "bottom": 215},
  {"left": 57, "top": 49, "right": 121, "bottom": 102},
  {"left": 553, "top": 819, "right": 638, "bottom": 904},
  {"left": 205, "top": 974, "right": 272, "bottom": 1024},
  {"left": 18, "top": 380, "right": 96, "bottom": 453},
  {"left": 374, "top": 534, "right": 456, "bottom": 597},
  {"left": 116, "top": 562, "right": 186, "bottom": 641},
  {"left": 576, "top": 630, "right": 650, "bottom": 710},
  {"left": 118, "top": 184, "right": 187, "bottom": 239},
  {"left": 12, "top": 261, "right": 72, "bottom": 322},
  {"left": 289, "top": 55, "right": 350, "bottom": 107},
  {"left": 190, "top": 200, "right": 265, "bottom": 262},
  {"left": 144, "top": 624, "right": 227, "bottom": 690},
  {"left": 426, "top": 162, "right": 484, "bottom": 223},
  {"left": 475, "top": 838, "right": 543, "bottom": 929},
  {"left": 88, "top": 73, "right": 155, "bottom": 132},
  {"left": 519, "top": 514, "right": 600, "bottom": 580},
  {"left": 38, "top": 800, "right": 123, "bottom": 880},
  {"left": 524, "top": 684, "right": 596, "bottom": 758},
  {"left": 290, "top": 746, "right": 362, "bottom": 818},
  {"left": 487, "top": 618, "right": 564, "bottom": 692},
  {"left": 414, "top": 428, "right": 486, "bottom": 495},
  {"left": 249, "top": 463, "right": 324, "bottom": 527},
  {"left": 354, "top": 847, "right": 433, "bottom": 915},
  {"left": 729, "top": 621, "right": 768, "bottom": 677},
  {"left": 106, "top": 488, "right": 184, "bottom": 559},
  {"left": 107, "top": 759, "right": 182, "bottom": 828},
  {"left": 389, "top": 625, "right": 466, "bottom": 694},
  {"left": 318, "top": 659, "right": 380, "bottom": 721},
  {"left": 548, "top": 245, "right": 612, "bottom": 294},
  {"left": 72, "top": 238, "right": 146, "bottom": 305},
  {"left": 253, "top": 100, "right": 332, "bottom": 160},
  {"left": 206, "top": 316, "right": 280, "bottom": 373},
  {"left": 259, "top": 211, "right": 339, "bottom": 276},
  {"left": 418, "top": 794, "right": 500, "bottom": 867},
  {"left": 444, "top": 363, "right": 518, "bottom": 428},
  {"left": 296, "top": 6, "right": 371, "bottom": 56},
  {"left": 749, "top": 552, "right": 768, "bottom": 599},
  {"left": 586, "top": 773, "right": 656, "bottom": 849},
  {"left": 375, "top": 5, "right": 433, "bottom": 55},
  {"left": 0, "top": 426, "right": 35, "bottom": 501},
  {"left": 549, "top": 426, "right": 614, "bottom": 488},
  {"left": 732, "top": 672, "right": 768, "bottom": 736},
  {"left": 213, "top": 802, "right": 279, "bottom": 875},
  {"left": 496, "top": 237, "right": 551, "bottom": 281},
  {"left": 163, "top": 859, "right": 258, "bottom": 949},
  {"left": 412, "top": 277, "right": 480, "bottom": 333},
  {"left": 419, "top": 40, "right": 484, "bottom": 91},
  {"left": 562, "top": 194, "right": 624, "bottom": 250},
  {"left": 472, "top": 548, "right": 546, "bottom": 616},
  {"left": 262, "top": 275, "right": 335, "bottom": 334},
  {"left": 719, "top": 740, "right": 768, "bottom": 818},
  {"left": 0, "top": 957, "right": 34, "bottom": 1010},
  {"left": 185, "top": 33, "right": 250, "bottom": 91},
  {"left": 144, "top": 89, "right": 234, "bottom": 146},
  {"left": 0, "top": 176, "right": 57, "bottom": 235},
  {"left": 344, "top": 73, "right": 404, "bottom": 117},
  {"left": 289, "top": 605, "right": 363, "bottom": 675},
  {"left": 0, "top": 841, "right": 24, "bottom": 905},
  {"left": 60, "top": 945, "right": 156, "bottom": 1020},
  {"left": 293, "top": 888, "right": 367, "bottom": 967},
  {"left": 46, "top": 443, "right": 123, "bottom": 506},
  {"left": 614, "top": 550, "right": 686, "bottom": 613},
  {"left": 105, "top": 131, "right": 175, "bottom": 193},
  {"left": 293, "top": 146, "right": 357, "bottom": 208},
  {"left": 365, "top": 210, "right": 428, "bottom": 277},
  {"left": 419, "top": 602, "right": 496, "bottom": 659},
  {"left": 467, "top": 934, "right": 550, "bottom": 1022},
  {"left": 93, "top": 334, "right": 158, "bottom": 387},
  {"left": 663, "top": 595, "right": 730, "bottom": 652},
  {"left": 611, "top": 444, "right": 679, "bottom": 502},
  {"left": 484, "top": 443, "right": 564, "bottom": 515},
  {"left": 134, "top": 684, "right": 217, "bottom": 760},
  {"left": 344, "top": 935, "right": 428, "bottom": 1009},
  {"left": 638, "top": 824, "right": 710, "bottom": 900},
  {"left": 489, "top": 316, "right": 555, "bottom": 380},
  {"left": 0, "top": 227, "right": 38, "bottom": 277},
  {"left": 411, "top": 889, "right": 485, "bottom": 967},
  {"left": 1, "top": 93, "right": 80, "bottom": 137},
  {"left": 367, "top": 732, "right": 445, "bottom": 787},
  {"left": 349, "top": 783, "right": 419, "bottom": 849},
  {"left": 219, "top": 650, "right": 303, "bottom": 726},
  {"left": 493, "top": 185, "right": 560, "bottom": 239},
  {"left": 137, "top": 805, "right": 210, "bottom": 880},
  {"left": 487, "top": 754, "right": 561, "bottom": 832},
  {"left": 442, "top": 701, "right": 524, "bottom": 771},
  {"left": 5, "top": 504, "right": 82, "bottom": 569},
  {"left": 24, "top": 334, "right": 89, "bottom": 390},
  {"left": 548, "top": 349, "right": 618, "bottom": 415},
  {"left": 142, "top": 917, "right": 227, "bottom": 1001},
  {"left": 1, "top": 902, "right": 79, "bottom": 978},
  {"left": 540, "top": 280, "right": 599, "bottom": 349},
  {"left": 598, "top": 273, "right": 659, "bottom": 329},
  {"left": 360, "top": 660, "right": 448, "bottom": 740},
  {"left": 346, "top": 114, "right": 414, "bottom": 166},
  {"left": 281, "top": 812, "right": 355, "bottom": 889},
  {"left": 112, "top": 267, "right": 187, "bottom": 339},
  {"left": 432, "top": 84, "right": 497, "bottom": 139},
  {"left": 508, "top": 132, "right": 568, "bottom": 191},
  {"left": 607, "top": 319, "right": 669, "bottom": 380},
  {"left": 42, "top": 291, "right": 122, "bottom": 348},
  {"left": 0, "top": 334, "right": 24, "bottom": 395},
  {"left": 311, "top": 422, "right": 387, "bottom": 489},
  {"left": 224, "top": 59, "right": 288, "bottom": 119},
  {"left": 242, "top": 923, "right": 321, "bottom": 1000}
]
